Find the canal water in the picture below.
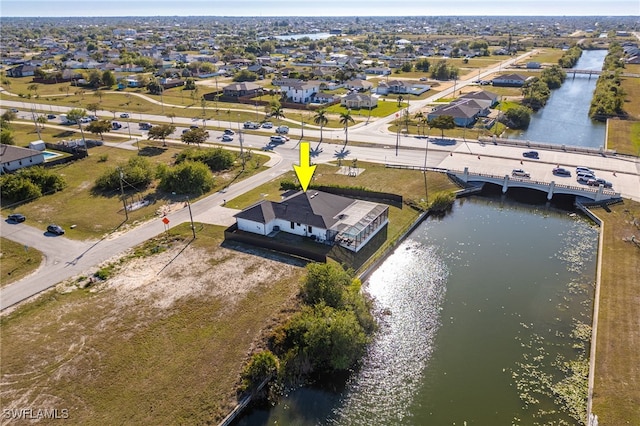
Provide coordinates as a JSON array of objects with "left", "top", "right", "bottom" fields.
[
  {"left": 510, "top": 49, "right": 607, "bottom": 148},
  {"left": 236, "top": 197, "right": 598, "bottom": 425}
]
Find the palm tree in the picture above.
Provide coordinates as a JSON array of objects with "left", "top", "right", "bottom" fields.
[
  {"left": 339, "top": 110, "right": 355, "bottom": 147},
  {"left": 271, "top": 105, "right": 285, "bottom": 124},
  {"left": 397, "top": 95, "right": 404, "bottom": 107},
  {"left": 67, "top": 108, "right": 88, "bottom": 146},
  {"left": 27, "top": 83, "right": 39, "bottom": 98},
  {"left": 313, "top": 109, "right": 329, "bottom": 142}
]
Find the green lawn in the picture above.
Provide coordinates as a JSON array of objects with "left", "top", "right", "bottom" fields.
[
  {"left": 0, "top": 237, "right": 43, "bottom": 287},
  {"left": 1, "top": 136, "right": 269, "bottom": 241}
]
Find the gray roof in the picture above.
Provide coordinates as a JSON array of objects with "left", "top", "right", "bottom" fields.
[
  {"left": 0, "top": 144, "right": 43, "bottom": 164},
  {"left": 235, "top": 190, "right": 356, "bottom": 229}
]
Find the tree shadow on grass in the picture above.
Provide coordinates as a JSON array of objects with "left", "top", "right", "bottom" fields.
[
  {"left": 53, "top": 130, "right": 77, "bottom": 138},
  {"left": 138, "top": 146, "right": 167, "bottom": 157}
]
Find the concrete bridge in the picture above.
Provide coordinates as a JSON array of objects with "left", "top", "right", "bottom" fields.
[{"left": 450, "top": 167, "right": 622, "bottom": 203}]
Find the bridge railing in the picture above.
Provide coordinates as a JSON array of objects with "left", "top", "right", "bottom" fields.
[
  {"left": 449, "top": 169, "right": 619, "bottom": 196},
  {"left": 477, "top": 136, "right": 616, "bottom": 156}
]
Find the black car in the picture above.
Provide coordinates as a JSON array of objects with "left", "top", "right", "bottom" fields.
[
  {"left": 523, "top": 151, "right": 539, "bottom": 159},
  {"left": 47, "top": 224, "right": 65, "bottom": 235},
  {"left": 47, "top": 114, "right": 56, "bottom": 119},
  {"left": 552, "top": 167, "right": 571, "bottom": 177},
  {"left": 7, "top": 213, "right": 26, "bottom": 223}
]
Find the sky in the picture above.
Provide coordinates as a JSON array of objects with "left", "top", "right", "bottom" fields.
[{"left": 0, "top": 0, "right": 638, "bottom": 18}]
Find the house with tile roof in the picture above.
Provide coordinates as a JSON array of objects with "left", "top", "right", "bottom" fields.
[{"left": 234, "top": 190, "right": 389, "bottom": 253}]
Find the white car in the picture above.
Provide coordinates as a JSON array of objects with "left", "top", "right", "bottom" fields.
[
  {"left": 270, "top": 135, "right": 286, "bottom": 144},
  {"left": 222, "top": 134, "right": 233, "bottom": 142},
  {"left": 120, "top": 113, "right": 130, "bottom": 118},
  {"left": 261, "top": 122, "right": 273, "bottom": 129},
  {"left": 275, "top": 125, "right": 289, "bottom": 134},
  {"left": 511, "top": 169, "right": 530, "bottom": 178}
]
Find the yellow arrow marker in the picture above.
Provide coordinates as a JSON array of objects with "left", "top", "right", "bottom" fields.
[{"left": 293, "top": 142, "right": 317, "bottom": 192}]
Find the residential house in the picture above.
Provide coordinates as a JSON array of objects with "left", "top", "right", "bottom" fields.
[
  {"left": 491, "top": 73, "right": 531, "bottom": 87},
  {"left": 344, "top": 79, "right": 373, "bottom": 92},
  {"left": 459, "top": 90, "right": 499, "bottom": 108},
  {"left": 311, "top": 92, "right": 339, "bottom": 104},
  {"left": 279, "top": 80, "right": 322, "bottom": 104},
  {"left": 341, "top": 92, "right": 378, "bottom": 109},
  {"left": 222, "top": 81, "right": 261, "bottom": 97},
  {"left": 7, "top": 64, "right": 36, "bottom": 77},
  {"left": 427, "top": 101, "right": 481, "bottom": 127},
  {"left": 364, "top": 66, "right": 391, "bottom": 76},
  {"left": 0, "top": 144, "right": 45, "bottom": 174},
  {"left": 376, "top": 79, "right": 430, "bottom": 96},
  {"left": 234, "top": 190, "right": 389, "bottom": 253},
  {"left": 116, "top": 63, "right": 144, "bottom": 73}
]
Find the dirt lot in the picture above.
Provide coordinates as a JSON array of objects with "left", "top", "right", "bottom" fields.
[{"left": 0, "top": 231, "right": 306, "bottom": 424}]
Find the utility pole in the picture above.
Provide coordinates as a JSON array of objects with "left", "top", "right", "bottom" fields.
[
  {"left": 186, "top": 196, "right": 196, "bottom": 239},
  {"left": 119, "top": 167, "right": 128, "bottom": 221},
  {"left": 239, "top": 129, "right": 245, "bottom": 171}
]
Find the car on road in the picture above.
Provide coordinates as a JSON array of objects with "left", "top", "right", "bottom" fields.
[
  {"left": 576, "top": 166, "right": 594, "bottom": 175},
  {"left": 587, "top": 178, "right": 613, "bottom": 188},
  {"left": 46, "top": 224, "right": 65, "bottom": 235},
  {"left": 511, "top": 169, "right": 530, "bottom": 178},
  {"left": 243, "top": 121, "right": 259, "bottom": 129},
  {"left": 275, "top": 125, "right": 289, "bottom": 134},
  {"left": 270, "top": 135, "right": 286, "bottom": 144},
  {"left": 7, "top": 213, "right": 26, "bottom": 223},
  {"left": 120, "top": 113, "right": 130, "bottom": 118},
  {"left": 577, "top": 174, "right": 595, "bottom": 184},
  {"left": 9, "top": 108, "right": 19, "bottom": 113},
  {"left": 190, "top": 124, "right": 199, "bottom": 129},
  {"left": 224, "top": 129, "right": 235, "bottom": 135},
  {"left": 552, "top": 167, "right": 571, "bottom": 177},
  {"left": 261, "top": 122, "right": 273, "bottom": 129},
  {"left": 80, "top": 117, "right": 91, "bottom": 123},
  {"left": 47, "top": 114, "right": 56, "bottom": 119},
  {"left": 222, "top": 134, "right": 234, "bottom": 142},
  {"left": 522, "top": 151, "right": 539, "bottom": 159},
  {"left": 112, "top": 121, "right": 122, "bottom": 130},
  {"left": 139, "top": 122, "right": 153, "bottom": 130}
]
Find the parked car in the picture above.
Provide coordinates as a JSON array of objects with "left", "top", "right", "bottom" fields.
[
  {"left": 552, "top": 167, "right": 571, "bottom": 177},
  {"left": 7, "top": 213, "right": 26, "bottom": 223},
  {"left": 270, "top": 135, "right": 286, "bottom": 144},
  {"left": 119, "top": 113, "right": 130, "bottom": 118},
  {"left": 222, "top": 134, "right": 234, "bottom": 142},
  {"left": 576, "top": 166, "right": 594, "bottom": 175},
  {"left": 522, "top": 151, "right": 539, "bottom": 159},
  {"left": 261, "top": 122, "right": 273, "bottom": 129},
  {"left": 275, "top": 125, "right": 289, "bottom": 134},
  {"left": 577, "top": 174, "right": 595, "bottom": 184},
  {"left": 587, "top": 178, "right": 613, "bottom": 188},
  {"left": 224, "top": 129, "right": 235, "bottom": 135},
  {"left": 46, "top": 224, "right": 65, "bottom": 235},
  {"left": 511, "top": 169, "right": 530, "bottom": 178}
]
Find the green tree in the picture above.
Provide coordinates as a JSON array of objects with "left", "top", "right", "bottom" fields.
[
  {"left": 233, "top": 69, "right": 258, "bottom": 82},
  {"left": 102, "top": 70, "right": 117, "bottom": 87},
  {"left": 313, "top": 109, "right": 329, "bottom": 142},
  {"left": 339, "top": 110, "right": 355, "bottom": 147},
  {"left": 86, "top": 102, "right": 100, "bottom": 116},
  {"left": 504, "top": 105, "right": 532, "bottom": 130},
  {"left": 94, "top": 157, "right": 154, "bottom": 192},
  {"left": 158, "top": 160, "right": 214, "bottom": 195},
  {"left": 429, "top": 115, "right": 455, "bottom": 139},
  {"left": 86, "top": 120, "right": 112, "bottom": 140},
  {"left": 67, "top": 108, "right": 88, "bottom": 144},
  {"left": 1, "top": 128, "right": 15, "bottom": 145},
  {"left": 415, "top": 58, "right": 431, "bottom": 72},
  {"left": 270, "top": 104, "right": 285, "bottom": 124},
  {"left": 240, "top": 351, "right": 279, "bottom": 391},
  {"left": 148, "top": 123, "right": 176, "bottom": 147},
  {"left": 180, "top": 127, "right": 209, "bottom": 147},
  {"left": 1, "top": 111, "right": 17, "bottom": 130},
  {"left": 301, "top": 262, "right": 352, "bottom": 308},
  {"left": 541, "top": 65, "right": 566, "bottom": 89}
]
